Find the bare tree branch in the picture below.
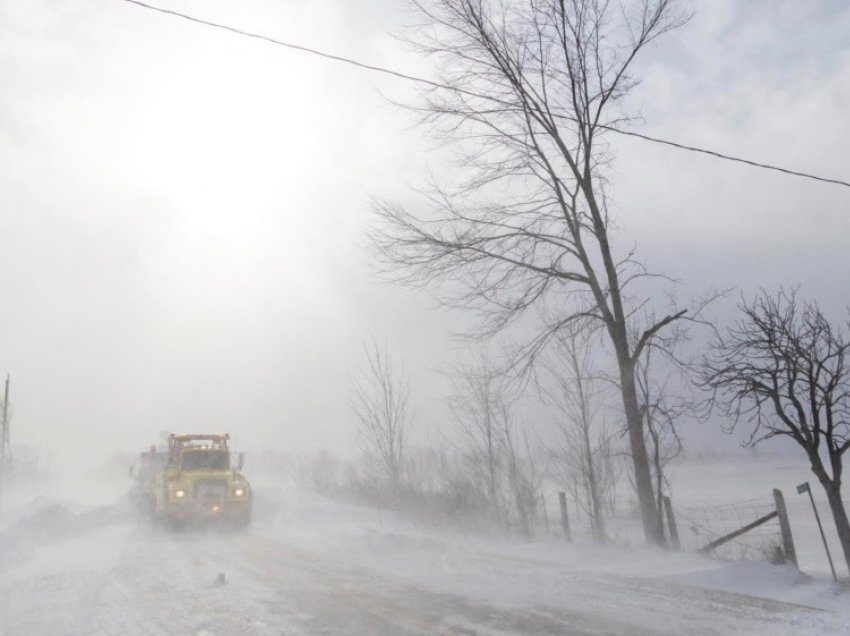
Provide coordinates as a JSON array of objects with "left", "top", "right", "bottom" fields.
[
  {"left": 350, "top": 340, "right": 411, "bottom": 489},
  {"left": 371, "top": 0, "right": 690, "bottom": 546},
  {"left": 702, "top": 289, "right": 850, "bottom": 572}
]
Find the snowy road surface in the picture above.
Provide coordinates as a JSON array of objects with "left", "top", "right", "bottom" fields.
[{"left": 0, "top": 488, "right": 847, "bottom": 635}]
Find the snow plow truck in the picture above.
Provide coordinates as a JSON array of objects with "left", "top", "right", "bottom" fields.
[{"left": 135, "top": 433, "right": 252, "bottom": 528}]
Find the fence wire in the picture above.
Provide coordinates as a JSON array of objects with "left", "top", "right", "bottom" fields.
[{"left": 674, "top": 495, "right": 784, "bottom": 562}]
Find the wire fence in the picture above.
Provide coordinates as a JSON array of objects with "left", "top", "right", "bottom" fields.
[
  {"left": 673, "top": 494, "right": 786, "bottom": 562},
  {"left": 536, "top": 487, "right": 794, "bottom": 566}
]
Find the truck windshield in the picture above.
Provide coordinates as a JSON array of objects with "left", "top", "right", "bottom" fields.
[{"left": 180, "top": 450, "right": 230, "bottom": 471}]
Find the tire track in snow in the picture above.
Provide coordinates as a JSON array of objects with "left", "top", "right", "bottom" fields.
[
  {"left": 207, "top": 533, "right": 663, "bottom": 635},
  {"left": 108, "top": 524, "right": 288, "bottom": 635},
  {"left": 233, "top": 529, "right": 842, "bottom": 635},
  {"left": 0, "top": 504, "right": 844, "bottom": 635}
]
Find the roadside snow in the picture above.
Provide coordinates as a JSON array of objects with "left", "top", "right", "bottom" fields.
[
  {"left": 251, "top": 485, "right": 850, "bottom": 635},
  {"left": 1, "top": 458, "right": 849, "bottom": 635},
  {"left": 666, "top": 560, "right": 848, "bottom": 613}
]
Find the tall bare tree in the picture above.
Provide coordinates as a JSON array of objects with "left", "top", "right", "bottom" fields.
[
  {"left": 543, "top": 325, "right": 616, "bottom": 541},
  {"left": 635, "top": 344, "right": 684, "bottom": 536},
  {"left": 502, "top": 419, "right": 544, "bottom": 539},
  {"left": 373, "top": 0, "right": 690, "bottom": 544},
  {"left": 448, "top": 352, "right": 509, "bottom": 513},
  {"left": 350, "top": 341, "right": 410, "bottom": 490},
  {"left": 703, "top": 289, "right": 850, "bottom": 574}
]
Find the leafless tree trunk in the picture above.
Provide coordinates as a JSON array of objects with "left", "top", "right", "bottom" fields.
[
  {"left": 448, "top": 353, "right": 507, "bottom": 514},
  {"left": 703, "top": 289, "right": 850, "bottom": 574},
  {"left": 372, "top": 0, "right": 690, "bottom": 545},
  {"left": 635, "top": 345, "right": 684, "bottom": 537},
  {"left": 350, "top": 341, "right": 410, "bottom": 491},
  {"left": 449, "top": 352, "right": 545, "bottom": 535},
  {"left": 543, "top": 325, "right": 615, "bottom": 541},
  {"left": 502, "top": 419, "right": 543, "bottom": 539}
]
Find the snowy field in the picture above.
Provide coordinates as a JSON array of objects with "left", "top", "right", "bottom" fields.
[{"left": 0, "top": 454, "right": 848, "bottom": 635}]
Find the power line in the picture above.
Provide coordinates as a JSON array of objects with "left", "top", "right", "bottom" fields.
[
  {"left": 119, "top": 0, "right": 850, "bottom": 190},
  {"left": 120, "top": 0, "right": 452, "bottom": 92},
  {"left": 609, "top": 128, "right": 850, "bottom": 188}
]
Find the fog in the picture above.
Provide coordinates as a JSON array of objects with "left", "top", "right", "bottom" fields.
[
  {"left": 1, "top": 0, "right": 443, "bottom": 465},
  {"left": 1, "top": 1, "right": 850, "bottom": 632},
  {"left": 1, "top": 0, "right": 848, "bottom": 469}
]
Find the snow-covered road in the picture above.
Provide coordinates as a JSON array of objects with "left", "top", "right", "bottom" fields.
[{"left": 0, "top": 488, "right": 847, "bottom": 635}]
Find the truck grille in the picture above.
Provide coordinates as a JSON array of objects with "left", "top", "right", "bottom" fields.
[{"left": 194, "top": 479, "right": 227, "bottom": 503}]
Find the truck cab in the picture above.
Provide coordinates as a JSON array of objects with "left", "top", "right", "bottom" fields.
[{"left": 151, "top": 433, "right": 252, "bottom": 528}]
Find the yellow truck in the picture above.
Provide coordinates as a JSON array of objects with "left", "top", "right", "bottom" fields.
[{"left": 148, "top": 433, "right": 252, "bottom": 528}]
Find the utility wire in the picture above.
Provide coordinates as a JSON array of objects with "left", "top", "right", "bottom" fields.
[
  {"left": 120, "top": 0, "right": 453, "bottom": 92},
  {"left": 119, "top": 0, "right": 850, "bottom": 189},
  {"left": 608, "top": 128, "right": 850, "bottom": 188}
]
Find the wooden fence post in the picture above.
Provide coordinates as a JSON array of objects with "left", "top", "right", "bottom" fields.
[
  {"left": 663, "top": 495, "right": 680, "bottom": 550},
  {"left": 540, "top": 494, "right": 550, "bottom": 535},
  {"left": 558, "top": 491, "right": 571, "bottom": 542},
  {"left": 773, "top": 488, "right": 797, "bottom": 567}
]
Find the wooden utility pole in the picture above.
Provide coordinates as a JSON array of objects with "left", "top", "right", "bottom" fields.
[
  {"left": 0, "top": 374, "right": 9, "bottom": 477},
  {"left": 0, "top": 374, "right": 9, "bottom": 502}
]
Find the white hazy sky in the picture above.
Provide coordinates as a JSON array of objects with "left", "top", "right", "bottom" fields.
[{"left": 1, "top": 0, "right": 849, "bottom": 469}]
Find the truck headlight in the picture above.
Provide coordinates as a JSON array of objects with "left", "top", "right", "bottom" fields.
[
  {"left": 234, "top": 488, "right": 245, "bottom": 497},
  {"left": 174, "top": 489, "right": 186, "bottom": 498}
]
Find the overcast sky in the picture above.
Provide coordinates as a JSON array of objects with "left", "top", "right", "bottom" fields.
[{"left": 1, "top": 0, "right": 849, "bottom": 470}]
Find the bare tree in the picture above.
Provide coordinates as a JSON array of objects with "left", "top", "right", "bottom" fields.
[
  {"left": 350, "top": 341, "right": 410, "bottom": 490},
  {"left": 502, "top": 420, "right": 544, "bottom": 539},
  {"left": 428, "top": 439, "right": 496, "bottom": 528},
  {"left": 703, "top": 289, "right": 850, "bottom": 574},
  {"left": 448, "top": 352, "right": 509, "bottom": 515},
  {"left": 449, "top": 352, "right": 545, "bottom": 535},
  {"left": 372, "top": 0, "right": 690, "bottom": 544},
  {"left": 543, "top": 325, "right": 617, "bottom": 541},
  {"left": 635, "top": 344, "right": 684, "bottom": 536}
]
